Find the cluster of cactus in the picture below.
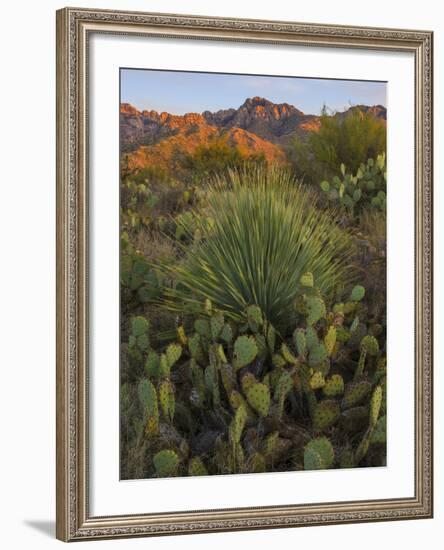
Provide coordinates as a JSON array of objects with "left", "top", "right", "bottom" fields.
[
  {"left": 319, "top": 153, "right": 386, "bottom": 218},
  {"left": 121, "top": 271, "right": 386, "bottom": 479},
  {"left": 120, "top": 232, "right": 162, "bottom": 304},
  {"left": 121, "top": 179, "right": 161, "bottom": 230}
]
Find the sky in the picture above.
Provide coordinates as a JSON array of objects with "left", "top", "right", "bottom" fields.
[{"left": 120, "top": 68, "right": 386, "bottom": 116}]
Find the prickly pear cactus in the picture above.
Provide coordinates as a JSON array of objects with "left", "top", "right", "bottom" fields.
[
  {"left": 233, "top": 335, "right": 258, "bottom": 370},
  {"left": 304, "top": 436, "right": 334, "bottom": 470},
  {"left": 166, "top": 343, "right": 182, "bottom": 368},
  {"left": 361, "top": 335, "right": 380, "bottom": 355},
  {"left": 145, "top": 351, "right": 160, "bottom": 378},
  {"left": 342, "top": 379, "right": 373, "bottom": 409},
  {"left": 159, "top": 380, "right": 175, "bottom": 422},
  {"left": 153, "top": 449, "right": 179, "bottom": 477},
  {"left": 306, "top": 296, "right": 327, "bottom": 326},
  {"left": 323, "top": 374, "right": 344, "bottom": 397},
  {"left": 229, "top": 403, "right": 247, "bottom": 444},
  {"left": 246, "top": 305, "right": 263, "bottom": 332},
  {"left": 246, "top": 383, "right": 271, "bottom": 417},
  {"left": 293, "top": 328, "right": 306, "bottom": 356},
  {"left": 324, "top": 326, "right": 337, "bottom": 356},
  {"left": 188, "top": 457, "right": 208, "bottom": 476},
  {"left": 300, "top": 272, "right": 314, "bottom": 288},
  {"left": 350, "top": 285, "right": 365, "bottom": 302},
  {"left": 313, "top": 400, "right": 340, "bottom": 432},
  {"left": 137, "top": 379, "right": 159, "bottom": 437}
]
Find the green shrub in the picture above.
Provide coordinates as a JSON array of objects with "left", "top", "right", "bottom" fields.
[
  {"left": 288, "top": 106, "right": 386, "bottom": 184},
  {"left": 181, "top": 138, "right": 267, "bottom": 181},
  {"left": 160, "top": 166, "right": 355, "bottom": 330}
]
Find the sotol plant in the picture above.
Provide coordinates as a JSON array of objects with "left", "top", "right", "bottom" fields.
[{"left": 159, "top": 166, "right": 355, "bottom": 330}]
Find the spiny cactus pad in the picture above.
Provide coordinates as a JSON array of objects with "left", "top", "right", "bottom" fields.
[
  {"left": 350, "top": 285, "right": 365, "bottom": 302},
  {"left": 313, "top": 400, "right": 340, "bottom": 432},
  {"left": 194, "top": 319, "right": 211, "bottom": 338},
  {"left": 166, "top": 343, "right": 182, "bottom": 369},
  {"left": 324, "top": 326, "right": 337, "bottom": 356},
  {"left": 306, "top": 296, "right": 327, "bottom": 325},
  {"left": 210, "top": 312, "right": 224, "bottom": 340},
  {"left": 131, "top": 316, "right": 149, "bottom": 337},
  {"left": 246, "top": 383, "right": 271, "bottom": 417},
  {"left": 241, "top": 372, "right": 258, "bottom": 393},
  {"left": 300, "top": 272, "right": 314, "bottom": 288},
  {"left": 369, "top": 385, "right": 383, "bottom": 428},
  {"left": 308, "top": 342, "right": 328, "bottom": 368},
  {"left": 310, "top": 371, "right": 326, "bottom": 390},
  {"left": 153, "top": 449, "right": 179, "bottom": 477},
  {"left": 233, "top": 335, "right": 258, "bottom": 370},
  {"left": 159, "top": 380, "right": 175, "bottom": 422},
  {"left": 361, "top": 335, "right": 380, "bottom": 356},
  {"left": 138, "top": 379, "right": 158, "bottom": 419},
  {"left": 281, "top": 343, "right": 298, "bottom": 365},
  {"left": 304, "top": 436, "right": 334, "bottom": 470},
  {"left": 220, "top": 323, "right": 233, "bottom": 344},
  {"left": 371, "top": 415, "right": 387, "bottom": 444},
  {"left": 145, "top": 351, "right": 160, "bottom": 378},
  {"left": 230, "top": 403, "right": 247, "bottom": 444},
  {"left": 323, "top": 374, "right": 345, "bottom": 397},
  {"left": 293, "top": 328, "right": 306, "bottom": 356},
  {"left": 246, "top": 305, "right": 263, "bottom": 332},
  {"left": 188, "top": 457, "right": 208, "bottom": 476},
  {"left": 342, "top": 379, "right": 373, "bottom": 409}
]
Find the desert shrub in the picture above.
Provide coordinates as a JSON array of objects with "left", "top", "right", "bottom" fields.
[
  {"left": 318, "top": 154, "right": 386, "bottom": 219},
  {"left": 120, "top": 274, "right": 386, "bottom": 479},
  {"left": 288, "top": 107, "right": 386, "bottom": 184},
  {"left": 159, "top": 166, "right": 355, "bottom": 330},
  {"left": 181, "top": 138, "right": 267, "bottom": 182}
]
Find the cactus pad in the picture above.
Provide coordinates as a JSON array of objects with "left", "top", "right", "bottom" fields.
[
  {"left": 371, "top": 415, "right": 387, "bottom": 444},
  {"left": 308, "top": 342, "right": 328, "bottom": 368},
  {"left": 246, "top": 383, "right": 271, "bottom": 417},
  {"left": 159, "top": 380, "right": 175, "bottom": 422},
  {"left": 246, "top": 305, "right": 263, "bottom": 332},
  {"left": 166, "top": 343, "right": 182, "bottom": 369},
  {"left": 304, "top": 436, "right": 334, "bottom": 470},
  {"left": 153, "top": 449, "right": 179, "bottom": 477},
  {"left": 306, "top": 296, "right": 327, "bottom": 325},
  {"left": 310, "top": 371, "right": 326, "bottom": 390},
  {"left": 324, "top": 326, "right": 337, "bottom": 356},
  {"left": 313, "top": 400, "right": 340, "bottom": 432},
  {"left": 145, "top": 351, "right": 160, "bottom": 378},
  {"left": 229, "top": 403, "right": 247, "bottom": 444},
  {"left": 219, "top": 323, "right": 233, "bottom": 344},
  {"left": 361, "top": 335, "right": 380, "bottom": 355},
  {"left": 323, "top": 374, "right": 344, "bottom": 397},
  {"left": 131, "top": 316, "right": 149, "bottom": 337},
  {"left": 281, "top": 343, "right": 298, "bottom": 365},
  {"left": 194, "top": 319, "right": 211, "bottom": 338},
  {"left": 350, "top": 285, "right": 365, "bottom": 302},
  {"left": 369, "top": 385, "right": 383, "bottom": 428},
  {"left": 300, "top": 272, "right": 314, "bottom": 288},
  {"left": 210, "top": 312, "right": 225, "bottom": 340},
  {"left": 233, "top": 335, "right": 258, "bottom": 370},
  {"left": 342, "top": 379, "right": 373, "bottom": 409},
  {"left": 293, "top": 328, "right": 306, "bottom": 356},
  {"left": 188, "top": 457, "right": 208, "bottom": 476},
  {"left": 137, "top": 379, "right": 158, "bottom": 418}
]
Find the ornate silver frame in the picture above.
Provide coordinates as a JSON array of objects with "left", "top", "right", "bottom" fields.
[{"left": 56, "top": 7, "right": 433, "bottom": 541}]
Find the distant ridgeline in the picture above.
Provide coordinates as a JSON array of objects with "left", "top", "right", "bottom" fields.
[{"left": 120, "top": 96, "right": 386, "bottom": 171}]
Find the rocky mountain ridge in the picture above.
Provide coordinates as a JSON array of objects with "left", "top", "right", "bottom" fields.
[{"left": 120, "top": 96, "right": 386, "bottom": 153}]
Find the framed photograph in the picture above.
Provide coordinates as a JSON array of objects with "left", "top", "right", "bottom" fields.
[{"left": 56, "top": 7, "right": 433, "bottom": 542}]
